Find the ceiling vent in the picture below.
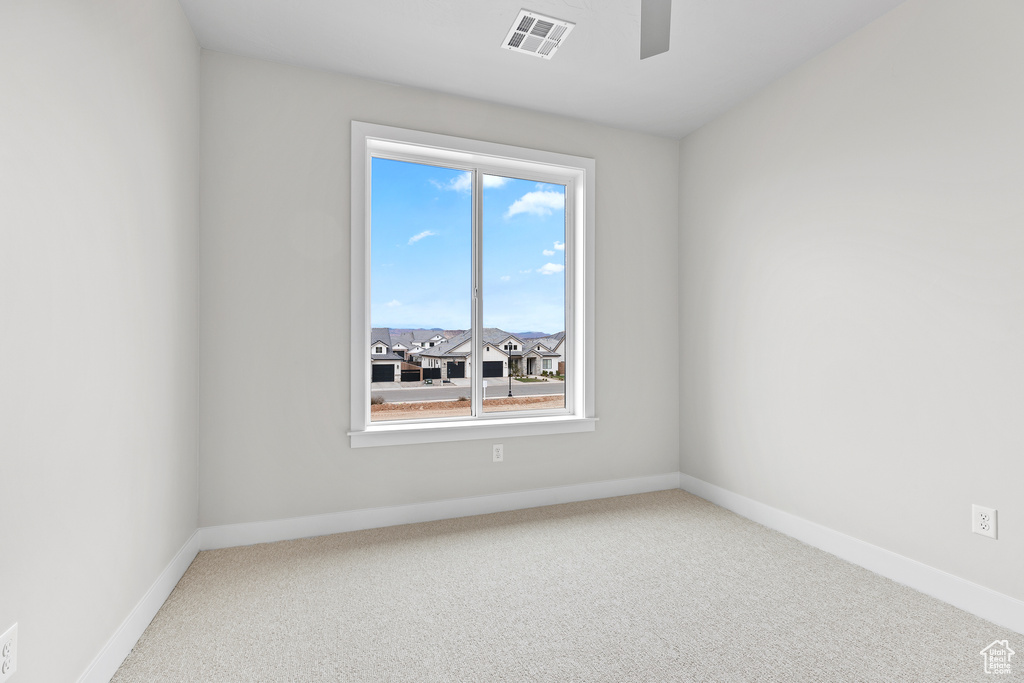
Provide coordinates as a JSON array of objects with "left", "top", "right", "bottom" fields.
[{"left": 502, "top": 10, "right": 575, "bottom": 60}]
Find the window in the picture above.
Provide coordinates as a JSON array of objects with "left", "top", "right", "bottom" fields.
[
  {"left": 375, "top": 346, "right": 383, "bottom": 354},
  {"left": 350, "top": 122, "right": 596, "bottom": 447}
]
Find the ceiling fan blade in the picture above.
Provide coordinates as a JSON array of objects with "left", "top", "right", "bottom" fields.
[{"left": 640, "top": 0, "right": 672, "bottom": 59}]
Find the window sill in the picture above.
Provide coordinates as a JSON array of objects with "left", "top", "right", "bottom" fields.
[{"left": 349, "top": 415, "right": 598, "bottom": 448}]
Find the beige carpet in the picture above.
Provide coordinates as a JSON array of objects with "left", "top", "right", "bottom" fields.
[{"left": 112, "top": 491, "right": 1020, "bottom": 682}]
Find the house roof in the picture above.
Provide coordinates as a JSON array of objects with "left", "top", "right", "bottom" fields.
[
  {"left": 380, "top": 327, "right": 563, "bottom": 360},
  {"left": 389, "top": 330, "right": 462, "bottom": 346},
  {"left": 419, "top": 328, "right": 530, "bottom": 359},
  {"left": 494, "top": 334, "right": 525, "bottom": 347},
  {"left": 533, "top": 332, "right": 565, "bottom": 350},
  {"left": 370, "top": 327, "right": 392, "bottom": 347},
  {"left": 479, "top": 328, "right": 523, "bottom": 345},
  {"left": 527, "top": 340, "right": 561, "bottom": 357},
  {"left": 371, "top": 353, "right": 404, "bottom": 361},
  {"left": 418, "top": 330, "right": 472, "bottom": 359}
]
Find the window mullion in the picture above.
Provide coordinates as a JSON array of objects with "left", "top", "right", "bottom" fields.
[
  {"left": 563, "top": 178, "right": 575, "bottom": 416},
  {"left": 471, "top": 169, "right": 484, "bottom": 418}
]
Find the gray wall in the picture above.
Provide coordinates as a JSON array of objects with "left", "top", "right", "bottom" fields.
[
  {"left": 198, "top": 51, "right": 681, "bottom": 527},
  {"left": 0, "top": 0, "right": 200, "bottom": 681},
  {"left": 678, "top": 0, "right": 1023, "bottom": 601}
]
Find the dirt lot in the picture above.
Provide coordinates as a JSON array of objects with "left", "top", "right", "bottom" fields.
[{"left": 371, "top": 395, "right": 565, "bottom": 422}]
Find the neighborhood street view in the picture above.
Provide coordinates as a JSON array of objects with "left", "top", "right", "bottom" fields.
[
  {"left": 370, "top": 327, "right": 565, "bottom": 421},
  {"left": 370, "top": 156, "right": 567, "bottom": 422}
]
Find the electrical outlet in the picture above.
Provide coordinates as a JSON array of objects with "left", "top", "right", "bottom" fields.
[
  {"left": 492, "top": 444, "right": 504, "bottom": 462},
  {"left": 1, "top": 623, "right": 17, "bottom": 682},
  {"left": 972, "top": 504, "right": 997, "bottom": 539}
]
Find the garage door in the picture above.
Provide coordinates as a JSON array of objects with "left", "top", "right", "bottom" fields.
[
  {"left": 371, "top": 364, "right": 395, "bottom": 382},
  {"left": 446, "top": 361, "right": 465, "bottom": 379},
  {"left": 483, "top": 361, "right": 503, "bottom": 378}
]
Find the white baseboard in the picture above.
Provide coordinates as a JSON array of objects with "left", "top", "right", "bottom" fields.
[
  {"left": 77, "top": 530, "right": 201, "bottom": 683},
  {"left": 199, "top": 472, "right": 682, "bottom": 550},
  {"left": 679, "top": 473, "right": 1024, "bottom": 636}
]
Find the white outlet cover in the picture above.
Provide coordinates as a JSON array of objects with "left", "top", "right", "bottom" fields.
[
  {"left": 493, "top": 444, "right": 504, "bottom": 462},
  {"left": 1, "top": 623, "right": 17, "bottom": 683},
  {"left": 972, "top": 504, "right": 997, "bottom": 539}
]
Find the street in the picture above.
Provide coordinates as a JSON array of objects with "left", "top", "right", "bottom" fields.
[{"left": 370, "top": 379, "right": 564, "bottom": 402}]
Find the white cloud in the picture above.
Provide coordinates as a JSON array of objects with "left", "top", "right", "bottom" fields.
[
  {"left": 554, "top": 241, "right": 565, "bottom": 251},
  {"left": 542, "top": 249, "right": 555, "bottom": 256},
  {"left": 386, "top": 299, "right": 401, "bottom": 307},
  {"left": 451, "top": 173, "right": 472, "bottom": 192},
  {"left": 506, "top": 190, "right": 565, "bottom": 218},
  {"left": 432, "top": 172, "right": 509, "bottom": 193},
  {"left": 430, "top": 173, "right": 470, "bottom": 193},
  {"left": 500, "top": 275, "right": 511, "bottom": 281},
  {"left": 538, "top": 263, "right": 565, "bottom": 275},
  {"left": 408, "top": 230, "right": 437, "bottom": 245},
  {"left": 519, "top": 269, "right": 532, "bottom": 274}
]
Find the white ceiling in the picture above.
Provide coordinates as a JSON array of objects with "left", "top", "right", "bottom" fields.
[{"left": 179, "top": 0, "right": 906, "bottom": 139}]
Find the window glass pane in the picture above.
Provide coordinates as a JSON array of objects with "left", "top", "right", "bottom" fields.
[
  {"left": 369, "top": 158, "right": 472, "bottom": 422},
  {"left": 481, "top": 175, "right": 566, "bottom": 413}
]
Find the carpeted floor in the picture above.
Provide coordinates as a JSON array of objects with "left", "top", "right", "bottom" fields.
[{"left": 112, "top": 490, "right": 1020, "bottom": 682}]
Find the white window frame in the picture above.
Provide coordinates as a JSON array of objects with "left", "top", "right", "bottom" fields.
[{"left": 349, "top": 121, "right": 596, "bottom": 448}]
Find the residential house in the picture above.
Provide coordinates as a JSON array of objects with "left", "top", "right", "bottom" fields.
[
  {"left": 370, "top": 328, "right": 480, "bottom": 383},
  {"left": 417, "top": 328, "right": 563, "bottom": 380},
  {"left": 388, "top": 331, "right": 450, "bottom": 365},
  {"left": 528, "top": 332, "right": 565, "bottom": 375},
  {"left": 369, "top": 327, "right": 404, "bottom": 382}
]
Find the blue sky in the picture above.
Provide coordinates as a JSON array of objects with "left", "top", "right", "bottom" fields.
[{"left": 370, "top": 157, "right": 565, "bottom": 334}]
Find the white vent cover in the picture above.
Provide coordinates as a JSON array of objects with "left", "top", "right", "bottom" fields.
[{"left": 502, "top": 10, "right": 575, "bottom": 59}]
